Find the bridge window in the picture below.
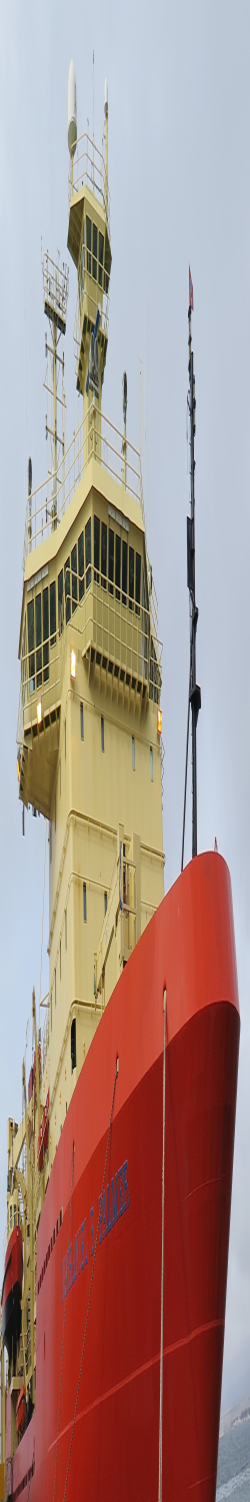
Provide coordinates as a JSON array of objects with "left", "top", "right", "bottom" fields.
[
  {"left": 115, "top": 535, "right": 121, "bottom": 599},
  {"left": 86, "top": 216, "right": 91, "bottom": 274},
  {"left": 80, "top": 703, "right": 84, "bottom": 740},
  {"left": 132, "top": 735, "right": 135, "bottom": 771},
  {"left": 43, "top": 587, "right": 49, "bottom": 681},
  {"left": 10, "top": 1205, "right": 12, "bottom": 1231},
  {"left": 108, "top": 528, "right": 114, "bottom": 594},
  {"left": 92, "top": 222, "right": 97, "bottom": 280},
  {"left": 99, "top": 231, "right": 104, "bottom": 288},
  {"left": 36, "top": 593, "right": 42, "bottom": 686},
  {"left": 50, "top": 580, "right": 56, "bottom": 644},
  {"left": 71, "top": 543, "right": 77, "bottom": 613},
  {"left": 83, "top": 883, "right": 87, "bottom": 923},
  {"left": 101, "top": 521, "right": 107, "bottom": 588},
  {"left": 101, "top": 715, "right": 104, "bottom": 752},
  {"left": 104, "top": 891, "right": 107, "bottom": 917},
  {"left": 122, "top": 540, "right": 127, "bottom": 605},
  {"left": 135, "top": 553, "right": 141, "bottom": 615},
  {"left": 129, "top": 547, "right": 134, "bottom": 610},
  {"left": 65, "top": 558, "right": 71, "bottom": 623},
  {"left": 58, "top": 569, "right": 63, "bottom": 633},
  {"left": 85, "top": 518, "right": 91, "bottom": 589},
  {"left": 78, "top": 531, "right": 84, "bottom": 600},
  {"left": 94, "top": 515, "right": 100, "bottom": 581},
  {"left": 28, "top": 599, "right": 35, "bottom": 689},
  {"left": 150, "top": 747, "right": 153, "bottom": 781}
]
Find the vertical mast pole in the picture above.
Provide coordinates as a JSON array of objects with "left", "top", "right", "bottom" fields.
[{"left": 187, "top": 283, "right": 201, "bottom": 859}]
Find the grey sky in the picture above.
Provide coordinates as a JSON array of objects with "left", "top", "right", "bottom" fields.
[{"left": 0, "top": 0, "right": 249, "bottom": 1415}]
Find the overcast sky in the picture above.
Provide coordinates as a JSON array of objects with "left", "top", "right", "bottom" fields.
[{"left": 0, "top": 0, "right": 249, "bottom": 1417}]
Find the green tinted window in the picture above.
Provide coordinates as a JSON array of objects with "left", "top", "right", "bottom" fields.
[
  {"left": 99, "top": 232, "right": 104, "bottom": 288},
  {"left": 122, "top": 540, "right": 128, "bottom": 605},
  {"left": 85, "top": 518, "right": 91, "bottom": 588},
  {"left": 50, "top": 580, "right": 56, "bottom": 643},
  {"left": 43, "top": 587, "right": 49, "bottom": 681},
  {"left": 101, "top": 521, "right": 107, "bottom": 588},
  {"left": 108, "top": 528, "right": 114, "bottom": 594},
  {"left": 71, "top": 543, "right": 77, "bottom": 613},
  {"left": 115, "top": 535, "right": 121, "bottom": 600},
  {"left": 94, "top": 515, "right": 100, "bottom": 580},
  {"left": 129, "top": 547, "right": 134, "bottom": 610},
  {"left": 93, "top": 223, "right": 97, "bottom": 280},
  {"left": 65, "top": 558, "right": 71, "bottom": 624},
  {"left": 78, "top": 532, "right": 84, "bottom": 600},
  {"left": 86, "top": 216, "right": 91, "bottom": 274},
  {"left": 58, "top": 569, "right": 63, "bottom": 633},
  {"left": 28, "top": 599, "right": 35, "bottom": 687},
  {"left": 36, "top": 593, "right": 42, "bottom": 686},
  {"left": 135, "top": 553, "right": 141, "bottom": 615}
]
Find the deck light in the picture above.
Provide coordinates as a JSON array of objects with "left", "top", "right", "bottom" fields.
[
  {"left": 37, "top": 699, "right": 42, "bottom": 726},
  {"left": 157, "top": 707, "right": 162, "bottom": 736},
  {"left": 71, "top": 648, "right": 76, "bottom": 681}
]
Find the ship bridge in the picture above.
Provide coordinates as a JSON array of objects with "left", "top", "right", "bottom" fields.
[
  {"left": 16, "top": 75, "right": 164, "bottom": 1175},
  {"left": 18, "top": 411, "right": 161, "bottom": 817}
]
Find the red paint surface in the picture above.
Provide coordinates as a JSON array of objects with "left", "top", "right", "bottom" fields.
[
  {"left": 2, "top": 1225, "right": 22, "bottom": 1322},
  {"left": 10, "top": 853, "right": 239, "bottom": 1502}
]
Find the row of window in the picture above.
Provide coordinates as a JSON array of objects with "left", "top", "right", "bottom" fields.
[
  {"left": 24, "top": 517, "right": 144, "bottom": 689},
  {"left": 79, "top": 216, "right": 107, "bottom": 307}
]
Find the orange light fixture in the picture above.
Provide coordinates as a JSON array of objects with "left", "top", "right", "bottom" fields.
[
  {"left": 157, "top": 707, "right": 162, "bottom": 735},
  {"left": 37, "top": 698, "right": 42, "bottom": 726}
]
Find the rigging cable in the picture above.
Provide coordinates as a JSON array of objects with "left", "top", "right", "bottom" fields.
[
  {"left": 63, "top": 1058, "right": 119, "bottom": 1502},
  {"left": 158, "top": 989, "right": 167, "bottom": 1502}
]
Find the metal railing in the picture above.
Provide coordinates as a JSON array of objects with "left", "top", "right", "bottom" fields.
[
  {"left": 22, "top": 409, "right": 145, "bottom": 567},
  {"left": 17, "top": 565, "right": 162, "bottom": 752},
  {"left": 69, "top": 130, "right": 110, "bottom": 235}
]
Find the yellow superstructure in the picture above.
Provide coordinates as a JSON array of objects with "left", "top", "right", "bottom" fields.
[{"left": 2, "top": 81, "right": 164, "bottom": 1450}]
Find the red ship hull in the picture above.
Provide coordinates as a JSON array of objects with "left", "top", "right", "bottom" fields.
[{"left": 9, "top": 852, "right": 239, "bottom": 1502}]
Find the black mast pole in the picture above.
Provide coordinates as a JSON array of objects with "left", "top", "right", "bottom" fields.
[
  {"left": 181, "top": 276, "right": 201, "bottom": 870},
  {"left": 188, "top": 295, "right": 201, "bottom": 859}
]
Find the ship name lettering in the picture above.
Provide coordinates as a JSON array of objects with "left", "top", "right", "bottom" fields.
[
  {"left": 62, "top": 1216, "right": 88, "bottom": 1301},
  {"left": 62, "top": 1160, "right": 129, "bottom": 1300},
  {"left": 97, "top": 1159, "right": 129, "bottom": 1247}
]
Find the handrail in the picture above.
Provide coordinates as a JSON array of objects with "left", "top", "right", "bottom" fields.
[
  {"left": 22, "top": 410, "right": 144, "bottom": 570},
  {"left": 69, "top": 130, "right": 111, "bottom": 236},
  {"left": 17, "top": 566, "right": 162, "bottom": 753}
]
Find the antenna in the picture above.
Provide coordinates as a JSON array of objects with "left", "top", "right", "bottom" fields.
[
  {"left": 43, "top": 252, "right": 69, "bottom": 529},
  {"left": 28, "top": 456, "right": 32, "bottom": 550},
  {"left": 68, "top": 61, "right": 77, "bottom": 156},
  {"left": 104, "top": 78, "right": 108, "bottom": 221},
  {"left": 181, "top": 270, "right": 201, "bottom": 870}
]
